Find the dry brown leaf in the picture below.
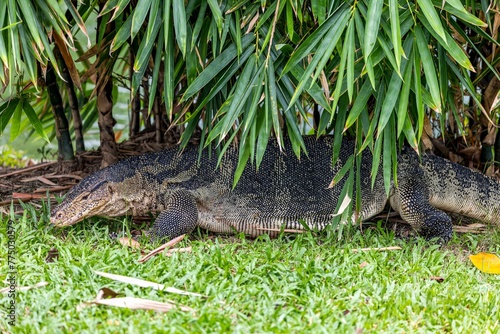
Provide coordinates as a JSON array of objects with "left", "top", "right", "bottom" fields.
[
  {"left": 331, "top": 195, "right": 351, "bottom": 216},
  {"left": 93, "top": 270, "right": 206, "bottom": 297},
  {"left": 138, "top": 234, "right": 185, "bottom": 263},
  {"left": 429, "top": 276, "right": 445, "bottom": 283},
  {"left": 469, "top": 252, "right": 500, "bottom": 274},
  {"left": 118, "top": 237, "right": 141, "bottom": 249},
  {"left": 98, "top": 287, "right": 120, "bottom": 299},
  {"left": 45, "top": 247, "right": 59, "bottom": 263},
  {"left": 78, "top": 288, "right": 192, "bottom": 313},
  {"left": 351, "top": 246, "right": 402, "bottom": 253},
  {"left": 92, "top": 296, "right": 191, "bottom": 312},
  {"left": 0, "top": 281, "right": 49, "bottom": 294},
  {"left": 359, "top": 261, "right": 368, "bottom": 269}
]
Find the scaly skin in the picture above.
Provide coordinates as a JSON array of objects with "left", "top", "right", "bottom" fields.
[{"left": 50, "top": 137, "right": 500, "bottom": 243}]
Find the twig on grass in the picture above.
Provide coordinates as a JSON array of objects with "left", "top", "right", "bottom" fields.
[{"left": 138, "top": 234, "right": 185, "bottom": 263}]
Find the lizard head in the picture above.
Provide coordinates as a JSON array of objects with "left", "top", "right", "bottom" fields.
[{"left": 50, "top": 170, "right": 123, "bottom": 227}]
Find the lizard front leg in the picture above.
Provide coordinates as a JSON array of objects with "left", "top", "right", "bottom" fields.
[{"left": 150, "top": 190, "right": 198, "bottom": 241}]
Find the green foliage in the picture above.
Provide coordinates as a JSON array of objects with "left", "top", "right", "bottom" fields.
[
  {"left": 0, "top": 0, "right": 499, "bottom": 180},
  {"left": 0, "top": 146, "right": 28, "bottom": 167},
  {"left": 0, "top": 96, "right": 50, "bottom": 143}
]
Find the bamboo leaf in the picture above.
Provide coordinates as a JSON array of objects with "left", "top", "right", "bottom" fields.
[
  {"left": 182, "top": 34, "right": 254, "bottom": 101},
  {"left": 344, "top": 79, "right": 374, "bottom": 130},
  {"left": 146, "top": 0, "right": 160, "bottom": 40},
  {"left": 311, "top": 0, "right": 327, "bottom": 24},
  {"left": 288, "top": 8, "right": 349, "bottom": 110},
  {"left": 207, "top": 0, "right": 223, "bottom": 34},
  {"left": 173, "top": 0, "right": 187, "bottom": 56},
  {"left": 267, "top": 59, "right": 282, "bottom": 148},
  {"left": 438, "top": 0, "right": 487, "bottom": 27},
  {"left": 416, "top": 0, "right": 447, "bottom": 43},
  {"left": 22, "top": 101, "right": 50, "bottom": 143},
  {"left": 220, "top": 56, "right": 258, "bottom": 140},
  {"left": 417, "top": 12, "right": 474, "bottom": 71},
  {"left": 191, "top": 1, "right": 207, "bottom": 51},
  {"left": 9, "top": 100, "right": 22, "bottom": 141},
  {"left": 17, "top": 25, "right": 37, "bottom": 89},
  {"left": 109, "top": 0, "right": 131, "bottom": 21},
  {"left": 415, "top": 26, "right": 441, "bottom": 112},
  {"left": 286, "top": 2, "right": 294, "bottom": 41},
  {"left": 148, "top": 27, "right": 164, "bottom": 114},
  {"left": 187, "top": 46, "right": 254, "bottom": 118},
  {"left": 16, "top": 0, "right": 43, "bottom": 47},
  {"left": 413, "top": 42, "right": 424, "bottom": 141},
  {"left": 389, "top": 0, "right": 402, "bottom": 69},
  {"left": 282, "top": 2, "right": 349, "bottom": 74},
  {"left": 62, "top": 0, "right": 90, "bottom": 47},
  {"left": 330, "top": 155, "right": 354, "bottom": 187},
  {"left": 288, "top": 66, "right": 332, "bottom": 113},
  {"left": 363, "top": 0, "right": 383, "bottom": 57},
  {"left": 233, "top": 140, "right": 251, "bottom": 188},
  {"left": 111, "top": 12, "right": 133, "bottom": 53},
  {"left": 370, "top": 132, "right": 383, "bottom": 188},
  {"left": 397, "top": 47, "right": 414, "bottom": 136},
  {"left": 53, "top": 31, "right": 82, "bottom": 92},
  {"left": 379, "top": 36, "right": 413, "bottom": 133},
  {"left": 445, "top": 57, "right": 488, "bottom": 120},
  {"left": 131, "top": 0, "right": 152, "bottom": 40},
  {"left": 346, "top": 18, "right": 355, "bottom": 102},
  {"left": 448, "top": 18, "right": 496, "bottom": 77},
  {"left": 403, "top": 115, "right": 418, "bottom": 151},
  {"left": 133, "top": 8, "right": 162, "bottom": 71},
  {"left": 256, "top": 103, "right": 272, "bottom": 170},
  {"left": 329, "top": 21, "right": 350, "bottom": 118},
  {"left": 163, "top": 0, "right": 174, "bottom": 117},
  {"left": 377, "top": 70, "right": 402, "bottom": 134},
  {"left": 0, "top": 5, "right": 7, "bottom": 67},
  {"left": 382, "top": 119, "right": 394, "bottom": 194},
  {"left": 0, "top": 98, "right": 19, "bottom": 134},
  {"left": 99, "top": 0, "right": 120, "bottom": 16},
  {"left": 360, "top": 80, "right": 384, "bottom": 152},
  {"left": 332, "top": 96, "right": 349, "bottom": 163}
]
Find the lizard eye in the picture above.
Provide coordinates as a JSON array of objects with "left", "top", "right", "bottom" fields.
[{"left": 56, "top": 212, "right": 63, "bottom": 219}]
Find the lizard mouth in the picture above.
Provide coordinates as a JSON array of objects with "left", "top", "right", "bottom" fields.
[{"left": 50, "top": 211, "right": 83, "bottom": 227}]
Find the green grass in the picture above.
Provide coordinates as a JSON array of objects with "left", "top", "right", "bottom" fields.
[{"left": 1, "top": 203, "right": 500, "bottom": 333}]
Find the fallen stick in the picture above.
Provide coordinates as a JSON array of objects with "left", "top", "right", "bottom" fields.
[
  {"left": 12, "top": 193, "right": 56, "bottom": 200},
  {"left": 351, "top": 246, "right": 402, "bottom": 253},
  {"left": 138, "top": 234, "right": 185, "bottom": 263},
  {"left": 255, "top": 227, "right": 304, "bottom": 233},
  {"left": 34, "top": 185, "right": 73, "bottom": 193},
  {"left": 0, "top": 162, "right": 57, "bottom": 179}
]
